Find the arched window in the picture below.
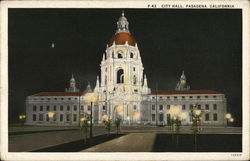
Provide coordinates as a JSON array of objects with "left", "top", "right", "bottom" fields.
[
  {"left": 117, "top": 51, "right": 123, "bottom": 59},
  {"left": 130, "top": 52, "right": 134, "bottom": 58},
  {"left": 118, "top": 53, "right": 123, "bottom": 58},
  {"left": 133, "top": 75, "right": 137, "bottom": 85},
  {"left": 117, "top": 69, "right": 124, "bottom": 84}
]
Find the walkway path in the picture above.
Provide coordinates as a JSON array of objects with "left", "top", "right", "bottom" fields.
[
  {"left": 9, "top": 127, "right": 111, "bottom": 152},
  {"left": 81, "top": 133, "right": 156, "bottom": 152}
]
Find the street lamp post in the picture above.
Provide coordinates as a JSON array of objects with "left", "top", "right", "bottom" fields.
[
  {"left": 169, "top": 105, "right": 186, "bottom": 146},
  {"left": 77, "top": 83, "right": 82, "bottom": 127},
  {"left": 84, "top": 92, "right": 98, "bottom": 139},
  {"left": 225, "top": 113, "right": 232, "bottom": 128},
  {"left": 191, "top": 104, "right": 204, "bottom": 152},
  {"left": 169, "top": 105, "right": 180, "bottom": 143},
  {"left": 90, "top": 101, "right": 93, "bottom": 138}
]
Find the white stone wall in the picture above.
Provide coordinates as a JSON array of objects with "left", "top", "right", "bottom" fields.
[
  {"left": 97, "top": 43, "right": 148, "bottom": 124},
  {"left": 25, "top": 95, "right": 95, "bottom": 126},
  {"left": 141, "top": 94, "right": 227, "bottom": 126}
]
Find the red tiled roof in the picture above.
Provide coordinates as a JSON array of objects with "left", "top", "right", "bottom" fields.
[
  {"left": 151, "top": 90, "right": 222, "bottom": 95},
  {"left": 32, "top": 92, "right": 86, "bottom": 97},
  {"left": 108, "top": 32, "right": 136, "bottom": 47}
]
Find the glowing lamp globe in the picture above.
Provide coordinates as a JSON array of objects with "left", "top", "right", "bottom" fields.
[
  {"left": 102, "top": 115, "right": 109, "bottom": 122},
  {"left": 48, "top": 112, "right": 54, "bottom": 118},
  {"left": 169, "top": 105, "right": 180, "bottom": 116},
  {"left": 194, "top": 110, "right": 201, "bottom": 116},
  {"left": 225, "top": 113, "right": 231, "bottom": 119},
  {"left": 84, "top": 93, "right": 98, "bottom": 103},
  {"left": 179, "top": 112, "right": 187, "bottom": 120}
]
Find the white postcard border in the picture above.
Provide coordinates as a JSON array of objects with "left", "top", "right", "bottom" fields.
[{"left": 0, "top": 0, "right": 249, "bottom": 160}]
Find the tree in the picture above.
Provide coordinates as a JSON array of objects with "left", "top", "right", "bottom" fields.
[
  {"left": 102, "top": 115, "right": 112, "bottom": 137},
  {"left": 191, "top": 104, "right": 204, "bottom": 152},
  {"left": 114, "top": 118, "right": 121, "bottom": 134},
  {"left": 80, "top": 117, "right": 89, "bottom": 144}
]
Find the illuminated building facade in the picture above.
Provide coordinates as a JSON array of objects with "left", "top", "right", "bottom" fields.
[{"left": 25, "top": 12, "right": 227, "bottom": 126}]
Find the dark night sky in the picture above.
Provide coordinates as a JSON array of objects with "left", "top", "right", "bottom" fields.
[{"left": 8, "top": 9, "right": 242, "bottom": 125}]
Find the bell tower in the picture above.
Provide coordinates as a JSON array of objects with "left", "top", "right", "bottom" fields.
[
  {"left": 65, "top": 74, "right": 79, "bottom": 92},
  {"left": 175, "top": 71, "right": 190, "bottom": 90},
  {"left": 95, "top": 11, "right": 150, "bottom": 124}
]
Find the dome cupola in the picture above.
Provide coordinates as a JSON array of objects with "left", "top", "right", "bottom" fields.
[
  {"left": 116, "top": 11, "right": 129, "bottom": 33},
  {"left": 108, "top": 11, "right": 137, "bottom": 47}
]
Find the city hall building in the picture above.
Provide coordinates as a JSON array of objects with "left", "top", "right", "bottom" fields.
[{"left": 25, "top": 12, "right": 227, "bottom": 126}]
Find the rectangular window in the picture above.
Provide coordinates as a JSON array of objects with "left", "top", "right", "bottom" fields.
[
  {"left": 205, "top": 96, "right": 208, "bottom": 98},
  {"left": 103, "top": 106, "right": 106, "bottom": 110},
  {"left": 67, "top": 105, "right": 70, "bottom": 111},
  {"left": 75, "top": 97, "right": 78, "bottom": 100},
  {"left": 152, "top": 97, "right": 155, "bottom": 99},
  {"left": 47, "top": 98, "right": 50, "bottom": 100},
  {"left": 46, "top": 114, "right": 49, "bottom": 121},
  {"left": 167, "top": 96, "right": 170, "bottom": 99},
  {"left": 159, "top": 113, "right": 164, "bottom": 121},
  {"left": 74, "top": 105, "right": 77, "bottom": 111},
  {"left": 73, "top": 114, "right": 77, "bottom": 122},
  {"left": 213, "top": 95, "right": 217, "bottom": 98},
  {"left": 53, "top": 114, "right": 57, "bottom": 121},
  {"left": 54, "top": 98, "right": 57, "bottom": 100},
  {"left": 205, "top": 104, "right": 209, "bottom": 110},
  {"left": 54, "top": 105, "right": 57, "bottom": 111},
  {"left": 167, "top": 105, "right": 170, "bottom": 110},
  {"left": 190, "top": 96, "right": 193, "bottom": 98},
  {"left": 33, "top": 114, "right": 36, "bottom": 121},
  {"left": 60, "top": 114, "right": 63, "bottom": 122},
  {"left": 174, "top": 96, "right": 177, "bottom": 99},
  {"left": 167, "top": 114, "right": 171, "bottom": 120},
  {"left": 182, "top": 96, "right": 185, "bottom": 99},
  {"left": 66, "top": 114, "right": 70, "bottom": 121},
  {"left": 198, "top": 104, "right": 201, "bottom": 110},
  {"left": 205, "top": 113, "right": 209, "bottom": 121},
  {"left": 213, "top": 104, "right": 217, "bottom": 110},
  {"left": 40, "top": 106, "right": 43, "bottom": 111},
  {"left": 46, "top": 106, "right": 50, "bottom": 111},
  {"left": 197, "top": 96, "right": 200, "bottom": 99},
  {"left": 88, "top": 106, "right": 91, "bottom": 111},
  {"left": 213, "top": 113, "right": 218, "bottom": 121},
  {"left": 159, "top": 105, "right": 163, "bottom": 110},
  {"left": 182, "top": 105, "right": 186, "bottom": 110},
  {"left": 39, "top": 114, "right": 43, "bottom": 121},
  {"left": 81, "top": 105, "right": 84, "bottom": 110},
  {"left": 61, "top": 98, "right": 64, "bottom": 100},
  {"left": 159, "top": 96, "right": 162, "bottom": 99},
  {"left": 33, "top": 105, "right": 37, "bottom": 111},
  {"left": 152, "top": 114, "right": 155, "bottom": 121},
  {"left": 133, "top": 105, "right": 137, "bottom": 110},
  {"left": 152, "top": 105, "right": 155, "bottom": 110},
  {"left": 60, "top": 105, "right": 63, "bottom": 111},
  {"left": 190, "top": 105, "right": 193, "bottom": 110},
  {"left": 68, "top": 98, "right": 71, "bottom": 100}
]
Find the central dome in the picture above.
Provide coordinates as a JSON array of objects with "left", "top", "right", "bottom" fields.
[{"left": 108, "top": 32, "right": 136, "bottom": 47}]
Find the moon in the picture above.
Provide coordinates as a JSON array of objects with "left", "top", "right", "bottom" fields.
[{"left": 51, "top": 43, "right": 55, "bottom": 48}]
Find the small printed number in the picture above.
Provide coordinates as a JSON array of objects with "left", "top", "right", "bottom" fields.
[
  {"left": 231, "top": 154, "right": 242, "bottom": 156},
  {"left": 148, "top": 4, "right": 157, "bottom": 8}
]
